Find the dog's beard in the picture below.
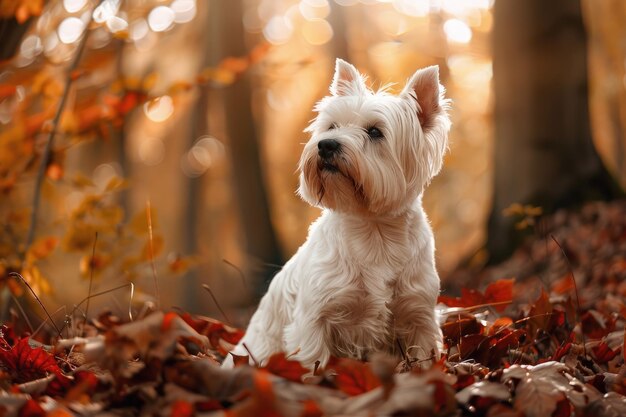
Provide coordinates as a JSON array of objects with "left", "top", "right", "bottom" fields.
[{"left": 299, "top": 149, "right": 367, "bottom": 212}]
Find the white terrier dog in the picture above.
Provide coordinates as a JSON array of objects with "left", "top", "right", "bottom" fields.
[{"left": 224, "top": 59, "right": 450, "bottom": 369}]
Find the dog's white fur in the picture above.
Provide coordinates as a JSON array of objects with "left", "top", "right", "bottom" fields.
[{"left": 223, "top": 59, "right": 451, "bottom": 368}]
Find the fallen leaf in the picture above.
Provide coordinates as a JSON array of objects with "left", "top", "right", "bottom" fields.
[
  {"left": 263, "top": 352, "right": 308, "bottom": 383},
  {"left": 327, "top": 357, "right": 381, "bottom": 396}
]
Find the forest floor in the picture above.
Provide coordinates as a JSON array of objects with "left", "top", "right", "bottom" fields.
[{"left": 0, "top": 200, "right": 625, "bottom": 416}]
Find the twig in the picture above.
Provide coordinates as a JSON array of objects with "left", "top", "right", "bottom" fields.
[
  {"left": 23, "top": 0, "right": 103, "bottom": 258},
  {"left": 60, "top": 282, "right": 135, "bottom": 333},
  {"left": 83, "top": 231, "right": 98, "bottom": 333},
  {"left": 222, "top": 258, "right": 248, "bottom": 289},
  {"left": 9, "top": 272, "right": 61, "bottom": 337},
  {"left": 242, "top": 343, "right": 259, "bottom": 366},
  {"left": 550, "top": 234, "right": 587, "bottom": 357},
  {"left": 146, "top": 201, "right": 160, "bottom": 309},
  {"left": 439, "top": 300, "right": 513, "bottom": 317},
  {"left": 202, "top": 284, "right": 232, "bottom": 325},
  {"left": 10, "top": 293, "right": 34, "bottom": 333}
]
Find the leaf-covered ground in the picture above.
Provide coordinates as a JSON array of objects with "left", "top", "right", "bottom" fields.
[{"left": 1, "top": 200, "right": 626, "bottom": 416}]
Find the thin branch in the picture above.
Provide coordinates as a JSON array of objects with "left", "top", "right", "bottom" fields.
[
  {"left": 222, "top": 258, "right": 248, "bottom": 289},
  {"left": 242, "top": 343, "right": 259, "bottom": 367},
  {"left": 60, "top": 282, "right": 136, "bottom": 333},
  {"left": 9, "top": 272, "right": 61, "bottom": 337},
  {"left": 10, "top": 293, "right": 34, "bottom": 334},
  {"left": 202, "top": 284, "right": 232, "bottom": 325},
  {"left": 23, "top": 0, "right": 103, "bottom": 259}
]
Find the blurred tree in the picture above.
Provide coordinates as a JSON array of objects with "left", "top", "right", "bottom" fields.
[
  {"left": 0, "top": 18, "right": 29, "bottom": 61},
  {"left": 214, "top": 0, "right": 283, "bottom": 293},
  {"left": 486, "top": 0, "right": 623, "bottom": 263}
]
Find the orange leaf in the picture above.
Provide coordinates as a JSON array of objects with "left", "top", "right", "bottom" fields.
[
  {"left": 327, "top": 357, "right": 381, "bottom": 396},
  {"left": 489, "top": 317, "right": 513, "bottom": 335},
  {"left": 263, "top": 352, "right": 308, "bottom": 382},
  {"left": 170, "top": 401, "right": 194, "bottom": 417},
  {"left": 483, "top": 278, "right": 514, "bottom": 311},
  {"left": 46, "top": 163, "right": 64, "bottom": 181},
  {"left": 28, "top": 236, "right": 59, "bottom": 260},
  {"left": 220, "top": 57, "right": 249, "bottom": 74},
  {"left": 254, "top": 370, "right": 279, "bottom": 416},
  {"left": 300, "top": 400, "right": 323, "bottom": 417},
  {"left": 0, "top": 84, "right": 17, "bottom": 100},
  {"left": 161, "top": 312, "right": 179, "bottom": 331},
  {"left": 249, "top": 42, "right": 271, "bottom": 64}
]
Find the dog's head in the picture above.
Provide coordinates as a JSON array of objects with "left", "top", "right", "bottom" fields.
[{"left": 298, "top": 59, "right": 451, "bottom": 215}]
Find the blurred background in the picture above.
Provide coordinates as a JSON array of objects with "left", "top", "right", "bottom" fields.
[{"left": 0, "top": 0, "right": 624, "bottom": 324}]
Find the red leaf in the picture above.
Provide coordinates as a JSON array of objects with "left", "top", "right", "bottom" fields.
[
  {"left": 0, "top": 339, "right": 65, "bottom": 384},
  {"left": 442, "top": 316, "right": 484, "bottom": 346},
  {"left": 18, "top": 399, "right": 45, "bottom": 417},
  {"left": 489, "top": 317, "right": 514, "bottom": 335},
  {"left": 438, "top": 278, "right": 515, "bottom": 311},
  {"left": 484, "top": 278, "right": 515, "bottom": 311},
  {"left": 581, "top": 310, "right": 616, "bottom": 339},
  {"left": 327, "top": 358, "right": 381, "bottom": 396},
  {"left": 528, "top": 288, "right": 552, "bottom": 335},
  {"left": 178, "top": 313, "right": 244, "bottom": 354},
  {"left": 459, "top": 334, "right": 490, "bottom": 362},
  {"left": 263, "top": 353, "right": 308, "bottom": 383},
  {"left": 453, "top": 374, "right": 476, "bottom": 391},
  {"left": 230, "top": 353, "right": 250, "bottom": 367},
  {"left": 0, "top": 84, "right": 17, "bottom": 100},
  {"left": 300, "top": 399, "right": 323, "bottom": 417},
  {"left": 592, "top": 342, "right": 619, "bottom": 364},
  {"left": 170, "top": 400, "right": 194, "bottom": 417},
  {"left": 552, "top": 342, "right": 572, "bottom": 362}
]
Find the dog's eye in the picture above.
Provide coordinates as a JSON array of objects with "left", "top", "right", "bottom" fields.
[
  {"left": 328, "top": 123, "right": 338, "bottom": 130},
  {"left": 367, "top": 126, "right": 384, "bottom": 140}
]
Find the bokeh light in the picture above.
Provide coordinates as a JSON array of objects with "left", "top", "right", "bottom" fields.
[
  {"left": 301, "top": 19, "right": 333, "bottom": 45},
  {"left": 106, "top": 16, "right": 129, "bottom": 34},
  {"left": 444, "top": 18, "right": 473, "bottom": 43},
  {"left": 63, "top": 0, "right": 88, "bottom": 13},
  {"left": 181, "top": 136, "right": 226, "bottom": 178},
  {"left": 58, "top": 17, "right": 85, "bottom": 44},
  {"left": 130, "top": 18, "right": 149, "bottom": 41},
  {"left": 148, "top": 6, "right": 176, "bottom": 32},
  {"left": 299, "top": 0, "right": 330, "bottom": 20},
  {"left": 144, "top": 96, "right": 174, "bottom": 122},
  {"left": 263, "top": 16, "right": 294, "bottom": 45},
  {"left": 93, "top": 0, "right": 120, "bottom": 24},
  {"left": 20, "top": 35, "right": 43, "bottom": 60},
  {"left": 170, "top": 0, "right": 197, "bottom": 24},
  {"left": 392, "top": 0, "right": 429, "bottom": 17}
]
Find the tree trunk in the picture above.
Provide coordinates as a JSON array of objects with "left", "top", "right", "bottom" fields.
[
  {"left": 486, "top": 0, "right": 623, "bottom": 263},
  {"left": 0, "top": 18, "right": 30, "bottom": 61},
  {"left": 214, "top": 0, "right": 283, "bottom": 294}
]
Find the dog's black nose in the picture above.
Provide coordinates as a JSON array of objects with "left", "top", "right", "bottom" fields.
[{"left": 318, "top": 139, "right": 341, "bottom": 159}]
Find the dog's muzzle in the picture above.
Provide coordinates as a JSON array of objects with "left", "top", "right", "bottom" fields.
[
  {"left": 318, "top": 139, "right": 341, "bottom": 159},
  {"left": 317, "top": 139, "right": 341, "bottom": 172}
]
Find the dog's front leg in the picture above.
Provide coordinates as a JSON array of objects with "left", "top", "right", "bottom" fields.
[
  {"left": 283, "top": 311, "right": 331, "bottom": 369},
  {"left": 390, "top": 283, "right": 442, "bottom": 364},
  {"left": 222, "top": 269, "right": 295, "bottom": 368}
]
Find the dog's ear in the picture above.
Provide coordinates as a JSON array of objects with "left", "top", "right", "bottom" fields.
[
  {"left": 402, "top": 66, "right": 444, "bottom": 127},
  {"left": 330, "top": 58, "right": 367, "bottom": 96}
]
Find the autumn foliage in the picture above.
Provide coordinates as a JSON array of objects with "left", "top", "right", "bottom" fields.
[{"left": 2, "top": 199, "right": 626, "bottom": 416}]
